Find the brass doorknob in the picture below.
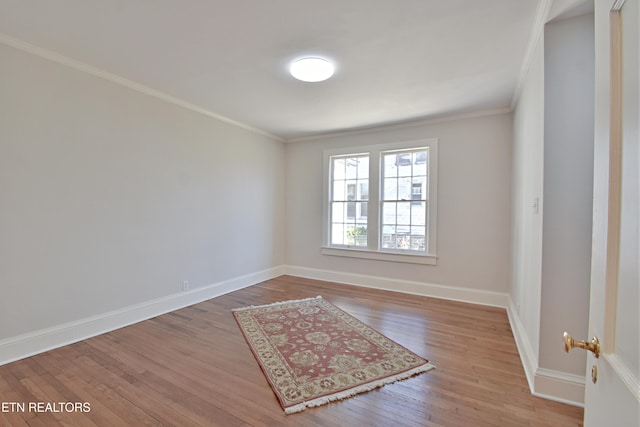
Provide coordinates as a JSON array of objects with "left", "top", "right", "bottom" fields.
[{"left": 563, "top": 332, "right": 600, "bottom": 358}]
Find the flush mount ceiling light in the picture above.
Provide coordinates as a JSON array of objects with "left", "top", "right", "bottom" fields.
[{"left": 290, "top": 57, "right": 335, "bottom": 82}]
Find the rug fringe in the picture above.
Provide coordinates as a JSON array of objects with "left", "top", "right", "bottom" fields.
[
  {"left": 231, "top": 296, "right": 323, "bottom": 312},
  {"left": 283, "top": 362, "right": 437, "bottom": 414}
]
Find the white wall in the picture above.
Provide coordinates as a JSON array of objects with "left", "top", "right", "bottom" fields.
[
  {"left": 0, "top": 43, "right": 286, "bottom": 344},
  {"left": 286, "top": 113, "right": 513, "bottom": 298},
  {"left": 509, "top": 11, "right": 595, "bottom": 406},
  {"left": 540, "top": 13, "right": 594, "bottom": 376},
  {"left": 511, "top": 34, "right": 544, "bottom": 362},
  {"left": 510, "top": 33, "right": 545, "bottom": 368}
]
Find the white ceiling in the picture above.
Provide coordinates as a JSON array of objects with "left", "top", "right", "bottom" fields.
[{"left": 0, "top": 0, "right": 542, "bottom": 141}]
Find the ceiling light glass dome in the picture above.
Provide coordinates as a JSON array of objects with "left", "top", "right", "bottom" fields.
[{"left": 290, "top": 57, "right": 335, "bottom": 82}]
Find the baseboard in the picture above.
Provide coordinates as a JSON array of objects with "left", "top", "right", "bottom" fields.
[
  {"left": 534, "top": 368, "right": 585, "bottom": 407},
  {"left": 2, "top": 265, "right": 586, "bottom": 408},
  {"left": 0, "top": 266, "right": 284, "bottom": 366},
  {"left": 283, "top": 265, "right": 510, "bottom": 308},
  {"left": 506, "top": 297, "right": 539, "bottom": 392},
  {"left": 506, "top": 297, "right": 585, "bottom": 407}
]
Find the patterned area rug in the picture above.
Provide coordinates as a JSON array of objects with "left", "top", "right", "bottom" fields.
[{"left": 232, "top": 296, "right": 435, "bottom": 414}]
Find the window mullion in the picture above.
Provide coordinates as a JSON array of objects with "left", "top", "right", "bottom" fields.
[{"left": 367, "top": 151, "right": 380, "bottom": 251}]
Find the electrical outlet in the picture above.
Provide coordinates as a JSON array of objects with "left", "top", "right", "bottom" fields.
[{"left": 182, "top": 280, "right": 190, "bottom": 292}]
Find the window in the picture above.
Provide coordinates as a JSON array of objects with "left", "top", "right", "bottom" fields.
[
  {"left": 329, "top": 155, "right": 369, "bottom": 247},
  {"left": 323, "top": 139, "right": 438, "bottom": 265},
  {"left": 381, "top": 149, "right": 428, "bottom": 252}
]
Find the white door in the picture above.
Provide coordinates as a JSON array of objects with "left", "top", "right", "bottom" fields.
[{"left": 579, "top": 0, "right": 640, "bottom": 425}]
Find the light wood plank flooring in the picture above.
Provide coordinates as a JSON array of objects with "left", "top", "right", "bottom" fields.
[{"left": 0, "top": 275, "right": 583, "bottom": 426}]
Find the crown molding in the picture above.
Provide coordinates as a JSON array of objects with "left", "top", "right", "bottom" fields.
[
  {"left": 510, "top": 0, "right": 553, "bottom": 108},
  {"left": 285, "top": 107, "right": 513, "bottom": 143},
  {"left": 0, "top": 33, "right": 284, "bottom": 142}
]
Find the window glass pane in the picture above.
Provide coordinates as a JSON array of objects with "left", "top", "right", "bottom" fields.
[
  {"left": 347, "top": 202, "right": 356, "bottom": 218},
  {"left": 413, "top": 163, "right": 427, "bottom": 177},
  {"left": 358, "top": 158, "right": 369, "bottom": 179},
  {"left": 346, "top": 158, "right": 358, "bottom": 179},
  {"left": 354, "top": 202, "right": 367, "bottom": 222},
  {"left": 396, "top": 153, "right": 412, "bottom": 166},
  {"left": 396, "top": 232, "right": 410, "bottom": 250},
  {"left": 382, "top": 202, "right": 396, "bottom": 225},
  {"left": 410, "top": 225, "right": 425, "bottom": 251},
  {"left": 398, "top": 177, "right": 412, "bottom": 200},
  {"left": 331, "top": 223, "right": 344, "bottom": 245},
  {"left": 359, "top": 196, "right": 368, "bottom": 218},
  {"left": 333, "top": 158, "right": 345, "bottom": 180},
  {"left": 381, "top": 225, "right": 396, "bottom": 249},
  {"left": 411, "top": 183, "right": 422, "bottom": 201},
  {"left": 356, "top": 208, "right": 368, "bottom": 223},
  {"left": 347, "top": 225, "right": 367, "bottom": 247},
  {"left": 411, "top": 226, "right": 425, "bottom": 238},
  {"left": 332, "top": 202, "right": 345, "bottom": 223},
  {"left": 397, "top": 153, "right": 412, "bottom": 176},
  {"left": 413, "top": 150, "right": 426, "bottom": 164},
  {"left": 358, "top": 182, "right": 368, "bottom": 201},
  {"left": 383, "top": 178, "right": 397, "bottom": 200},
  {"left": 412, "top": 177, "right": 426, "bottom": 198},
  {"left": 333, "top": 181, "right": 346, "bottom": 201},
  {"left": 411, "top": 202, "right": 426, "bottom": 225},
  {"left": 346, "top": 182, "right": 357, "bottom": 200},
  {"left": 397, "top": 201, "right": 411, "bottom": 225},
  {"left": 398, "top": 165, "right": 412, "bottom": 177},
  {"left": 383, "top": 154, "right": 397, "bottom": 177},
  {"left": 413, "top": 150, "right": 428, "bottom": 175}
]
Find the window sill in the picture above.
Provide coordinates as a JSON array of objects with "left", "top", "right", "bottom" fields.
[{"left": 321, "top": 247, "right": 438, "bottom": 265}]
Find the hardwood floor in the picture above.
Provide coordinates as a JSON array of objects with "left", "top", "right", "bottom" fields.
[{"left": 0, "top": 275, "right": 583, "bottom": 426}]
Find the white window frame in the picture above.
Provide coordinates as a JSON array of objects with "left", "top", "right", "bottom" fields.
[{"left": 322, "top": 138, "right": 438, "bottom": 265}]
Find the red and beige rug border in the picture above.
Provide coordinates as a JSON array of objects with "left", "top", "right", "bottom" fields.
[{"left": 232, "top": 296, "right": 436, "bottom": 414}]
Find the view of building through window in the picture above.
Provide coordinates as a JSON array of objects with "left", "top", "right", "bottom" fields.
[
  {"left": 330, "top": 155, "right": 369, "bottom": 246},
  {"left": 381, "top": 149, "right": 428, "bottom": 252},
  {"left": 329, "top": 148, "right": 429, "bottom": 253}
]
